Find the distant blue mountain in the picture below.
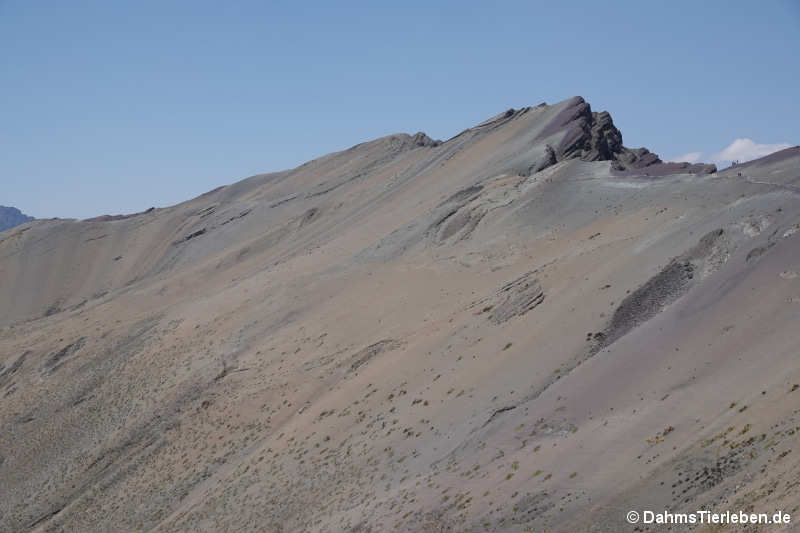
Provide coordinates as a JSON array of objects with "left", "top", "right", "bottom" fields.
[{"left": 0, "top": 206, "right": 34, "bottom": 232}]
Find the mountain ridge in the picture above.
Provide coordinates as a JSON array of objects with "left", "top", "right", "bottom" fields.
[
  {"left": 0, "top": 96, "right": 726, "bottom": 326},
  {"left": 0, "top": 205, "right": 34, "bottom": 233},
  {"left": 1, "top": 96, "right": 799, "bottom": 532}
]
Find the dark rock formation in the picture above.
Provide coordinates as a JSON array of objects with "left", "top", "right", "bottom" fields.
[
  {"left": 555, "top": 98, "right": 660, "bottom": 169},
  {"left": 543, "top": 97, "right": 716, "bottom": 175},
  {"left": 590, "top": 228, "right": 725, "bottom": 354},
  {"left": 410, "top": 132, "right": 441, "bottom": 147},
  {"left": 534, "top": 145, "right": 557, "bottom": 173},
  {"left": 0, "top": 206, "right": 34, "bottom": 232}
]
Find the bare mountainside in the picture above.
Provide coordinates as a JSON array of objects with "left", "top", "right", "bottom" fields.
[
  {"left": 1, "top": 96, "right": 799, "bottom": 532},
  {"left": 0, "top": 206, "right": 34, "bottom": 233}
]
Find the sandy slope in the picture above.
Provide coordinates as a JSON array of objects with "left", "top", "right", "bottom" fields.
[{"left": 1, "top": 97, "right": 799, "bottom": 532}]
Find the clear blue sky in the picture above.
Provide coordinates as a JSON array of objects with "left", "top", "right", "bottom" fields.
[{"left": 2, "top": 1, "right": 798, "bottom": 219}]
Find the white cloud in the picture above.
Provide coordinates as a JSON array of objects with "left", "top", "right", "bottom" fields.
[
  {"left": 668, "top": 152, "right": 703, "bottom": 164},
  {"left": 667, "top": 139, "right": 793, "bottom": 168},
  {"left": 712, "top": 138, "right": 792, "bottom": 165}
]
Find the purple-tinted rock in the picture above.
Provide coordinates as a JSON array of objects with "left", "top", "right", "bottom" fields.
[{"left": 536, "top": 97, "right": 716, "bottom": 176}]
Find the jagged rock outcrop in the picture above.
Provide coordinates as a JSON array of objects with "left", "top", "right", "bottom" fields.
[
  {"left": 0, "top": 206, "right": 34, "bottom": 232},
  {"left": 409, "top": 131, "right": 440, "bottom": 147},
  {"left": 544, "top": 96, "right": 716, "bottom": 175},
  {"left": 382, "top": 132, "right": 440, "bottom": 151}
]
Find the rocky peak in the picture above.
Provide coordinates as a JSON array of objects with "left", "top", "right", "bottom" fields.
[
  {"left": 410, "top": 131, "right": 440, "bottom": 147},
  {"left": 0, "top": 206, "right": 34, "bottom": 232},
  {"left": 554, "top": 97, "right": 651, "bottom": 169},
  {"left": 549, "top": 97, "right": 715, "bottom": 175}
]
